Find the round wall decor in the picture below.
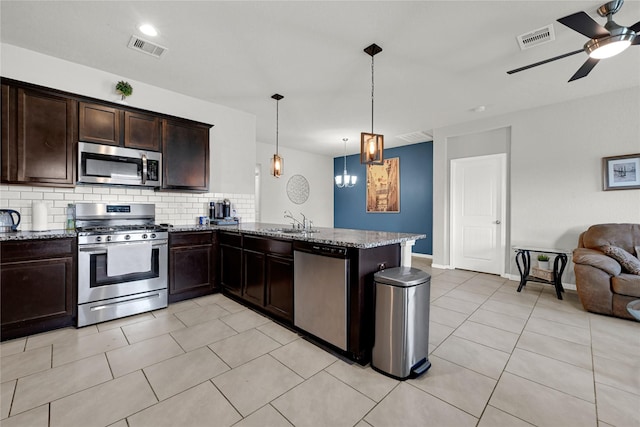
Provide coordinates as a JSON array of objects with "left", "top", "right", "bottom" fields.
[{"left": 286, "top": 174, "right": 310, "bottom": 204}]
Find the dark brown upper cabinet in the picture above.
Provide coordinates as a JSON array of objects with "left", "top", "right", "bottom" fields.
[
  {"left": 162, "top": 119, "right": 211, "bottom": 192},
  {"left": 79, "top": 102, "right": 161, "bottom": 151},
  {"left": 1, "top": 84, "right": 76, "bottom": 186}
]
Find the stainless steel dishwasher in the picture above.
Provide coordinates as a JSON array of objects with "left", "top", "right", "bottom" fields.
[{"left": 294, "top": 243, "right": 349, "bottom": 351}]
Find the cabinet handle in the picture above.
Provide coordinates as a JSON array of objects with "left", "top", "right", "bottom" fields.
[{"left": 494, "top": 220, "right": 501, "bottom": 224}]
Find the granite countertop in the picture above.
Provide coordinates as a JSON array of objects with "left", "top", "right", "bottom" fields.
[
  {"left": 0, "top": 229, "right": 77, "bottom": 242},
  {"left": 0, "top": 223, "right": 426, "bottom": 249},
  {"left": 170, "top": 222, "right": 426, "bottom": 249}
]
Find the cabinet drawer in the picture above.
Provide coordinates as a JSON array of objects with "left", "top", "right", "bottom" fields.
[
  {"left": 169, "top": 231, "right": 212, "bottom": 247},
  {"left": 244, "top": 235, "right": 292, "bottom": 256},
  {"left": 1, "top": 238, "right": 75, "bottom": 262},
  {"left": 219, "top": 231, "right": 242, "bottom": 247}
]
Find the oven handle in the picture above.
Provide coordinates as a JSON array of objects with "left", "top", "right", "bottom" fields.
[
  {"left": 90, "top": 293, "right": 161, "bottom": 312},
  {"left": 142, "top": 154, "right": 147, "bottom": 185},
  {"left": 79, "top": 241, "right": 167, "bottom": 254}
]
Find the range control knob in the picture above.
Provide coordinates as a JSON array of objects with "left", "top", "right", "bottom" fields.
[
  {"left": 142, "top": 234, "right": 148, "bottom": 239},
  {"left": 150, "top": 233, "right": 156, "bottom": 239},
  {"left": 106, "top": 236, "right": 112, "bottom": 242},
  {"left": 96, "top": 236, "right": 102, "bottom": 242},
  {"left": 125, "top": 235, "right": 131, "bottom": 241}
]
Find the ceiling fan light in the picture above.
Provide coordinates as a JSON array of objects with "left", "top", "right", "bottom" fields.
[{"left": 586, "top": 33, "right": 634, "bottom": 59}]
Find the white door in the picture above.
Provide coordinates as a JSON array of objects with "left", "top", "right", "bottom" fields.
[{"left": 451, "top": 154, "right": 506, "bottom": 275}]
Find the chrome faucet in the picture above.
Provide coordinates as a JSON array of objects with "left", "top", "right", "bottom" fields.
[
  {"left": 284, "top": 210, "right": 312, "bottom": 230},
  {"left": 284, "top": 210, "right": 303, "bottom": 229}
]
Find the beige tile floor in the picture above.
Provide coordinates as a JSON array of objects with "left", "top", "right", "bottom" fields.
[{"left": 1, "top": 258, "right": 639, "bottom": 427}]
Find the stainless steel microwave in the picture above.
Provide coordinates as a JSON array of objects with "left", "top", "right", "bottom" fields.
[{"left": 78, "top": 142, "right": 162, "bottom": 188}]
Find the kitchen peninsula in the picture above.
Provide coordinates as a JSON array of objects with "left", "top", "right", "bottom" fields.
[
  {"left": 170, "top": 223, "right": 425, "bottom": 363},
  {"left": 1, "top": 223, "right": 425, "bottom": 363}
]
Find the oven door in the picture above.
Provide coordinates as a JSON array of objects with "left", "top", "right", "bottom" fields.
[{"left": 78, "top": 240, "right": 168, "bottom": 304}]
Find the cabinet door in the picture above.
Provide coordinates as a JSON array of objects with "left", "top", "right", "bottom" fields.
[
  {"left": 220, "top": 244, "right": 242, "bottom": 296},
  {"left": 79, "top": 102, "right": 121, "bottom": 146},
  {"left": 265, "top": 254, "right": 294, "bottom": 322},
  {"left": 124, "top": 111, "right": 160, "bottom": 151},
  {"left": 169, "top": 245, "right": 212, "bottom": 298},
  {"left": 13, "top": 88, "right": 76, "bottom": 185},
  {"left": 243, "top": 249, "right": 265, "bottom": 306},
  {"left": 1, "top": 256, "right": 75, "bottom": 340},
  {"left": 162, "top": 119, "right": 210, "bottom": 191},
  {"left": 1, "top": 84, "right": 15, "bottom": 181}
]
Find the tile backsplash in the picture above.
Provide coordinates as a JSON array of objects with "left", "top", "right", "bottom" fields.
[{"left": 0, "top": 184, "right": 255, "bottom": 231}]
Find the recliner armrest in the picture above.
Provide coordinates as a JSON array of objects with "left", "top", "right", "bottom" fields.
[{"left": 573, "top": 248, "right": 622, "bottom": 276}]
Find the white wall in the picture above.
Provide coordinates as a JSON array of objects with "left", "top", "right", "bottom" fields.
[
  {"left": 433, "top": 86, "right": 640, "bottom": 282},
  {"left": 0, "top": 43, "right": 256, "bottom": 195},
  {"left": 256, "top": 142, "right": 333, "bottom": 227}
]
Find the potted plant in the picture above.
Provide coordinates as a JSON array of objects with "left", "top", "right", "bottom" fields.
[
  {"left": 537, "top": 254, "right": 550, "bottom": 270},
  {"left": 115, "top": 80, "right": 133, "bottom": 103}
]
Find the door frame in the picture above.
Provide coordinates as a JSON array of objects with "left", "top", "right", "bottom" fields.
[{"left": 449, "top": 153, "right": 507, "bottom": 275}]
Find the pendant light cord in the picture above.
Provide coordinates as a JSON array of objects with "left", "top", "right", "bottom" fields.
[
  {"left": 343, "top": 139, "right": 348, "bottom": 173},
  {"left": 371, "top": 55, "right": 375, "bottom": 134},
  {"left": 275, "top": 99, "right": 279, "bottom": 155}
]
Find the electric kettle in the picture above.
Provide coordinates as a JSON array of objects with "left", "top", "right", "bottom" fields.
[{"left": 0, "top": 209, "right": 21, "bottom": 232}]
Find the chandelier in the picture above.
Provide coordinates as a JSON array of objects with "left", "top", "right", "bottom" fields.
[{"left": 335, "top": 138, "right": 357, "bottom": 188}]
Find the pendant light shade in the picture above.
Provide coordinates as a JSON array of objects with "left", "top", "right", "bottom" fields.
[
  {"left": 335, "top": 138, "right": 357, "bottom": 188},
  {"left": 361, "top": 43, "right": 384, "bottom": 165},
  {"left": 270, "top": 94, "right": 284, "bottom": 177}
]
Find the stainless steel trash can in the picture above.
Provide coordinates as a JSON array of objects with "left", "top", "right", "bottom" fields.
[{"left": 371, "top": 266, "right": 431, "bottom": 379}]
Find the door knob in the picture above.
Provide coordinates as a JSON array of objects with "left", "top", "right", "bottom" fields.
[{"left": 494, "top": 220, "right": 501, "bottom": 224}]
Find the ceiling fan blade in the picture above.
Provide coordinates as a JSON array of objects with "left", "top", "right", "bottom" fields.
[
  {"left": 507, "top": 49, "right": 584, "bottom": 74},
  {"left": 632, "top": 21, "right": 640, "bottom": 44},
  {"left": 557, "top": 11, "right": 610, "bottom": 38},
  {"left": 568, "top": 57, "right": 600, "bottom": 81}
]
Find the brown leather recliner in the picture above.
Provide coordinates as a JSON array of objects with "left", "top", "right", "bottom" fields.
[{"left": 573, "top": 224, "right": 640, "bottom": 320}]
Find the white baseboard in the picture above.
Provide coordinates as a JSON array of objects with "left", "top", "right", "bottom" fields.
[
  {"left": 412, "top": 253, "right": 432, "bottom": 259},
  {"left": 431, "top": 263, "right": 454, "bottom": 269}
]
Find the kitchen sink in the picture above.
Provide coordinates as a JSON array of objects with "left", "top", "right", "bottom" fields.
[{"left": 265, "top": 228, "right": 318, "bottom": 234}]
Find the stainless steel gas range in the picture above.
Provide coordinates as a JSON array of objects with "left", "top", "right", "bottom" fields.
[{"left": 75, "top": 203, "right": 168, "bottom": 327}]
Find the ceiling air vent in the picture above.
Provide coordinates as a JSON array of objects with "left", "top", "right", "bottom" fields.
[
  {"left": 127, "top": 35, "right": 167, "bottom": 58},
  {"left": 516, "top": 24, "right": 555, "bottom": 50},
  {"left": 396, "top": 131, "right": 432, "bottom": 143}
]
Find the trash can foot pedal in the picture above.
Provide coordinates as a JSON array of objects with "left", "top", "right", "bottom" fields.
[{"left": 411, "top": 358, "right": 431, "bottom": 377}]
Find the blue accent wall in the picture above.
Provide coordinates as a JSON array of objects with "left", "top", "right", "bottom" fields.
[{"left": 334, "top": 142, "right": 433, "bottom": 255}]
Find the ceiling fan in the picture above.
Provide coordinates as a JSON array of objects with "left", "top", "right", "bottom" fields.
[{"left": 507, "top": 0, "right": 640, "bottom": 81}]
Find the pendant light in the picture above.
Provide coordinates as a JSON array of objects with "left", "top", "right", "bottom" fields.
[
  {"left": 360, "top": 43, "right": 384, "bottom": 165},
  {"left": 335, "top": 138, "right": 357, "bottom": 188},
  {"left": 270, "top": 94, "right": 284, "bottom": 177}
]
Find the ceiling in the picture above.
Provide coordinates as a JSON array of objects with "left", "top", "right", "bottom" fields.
[{"left": 1, "top": 1, "right": 639, "bottom": 157}]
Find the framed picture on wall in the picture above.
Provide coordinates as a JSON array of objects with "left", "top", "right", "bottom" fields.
[
  {"left": 366, "top": 157, "right": 400, "bottom": 212},
  {"left": 603, "top": 153, "right": 640, "bottom": 191}
]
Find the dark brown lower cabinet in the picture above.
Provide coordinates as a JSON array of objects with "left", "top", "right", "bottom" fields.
[
  {"left": 168, "top": 231, "right": 217, "bottom": 303},
  {"left": 219, "top": 232, "right": 243, "bottom": 297},
  {"left": 264, "top": 254, "right": 294, "bottom": 322},
  {"left": 242, "top": 235, "right": 294, "bottom": 322},
  {"left": 1, "top": 238, "right": 76, "bottom": 341},
  {"left": 242, "top": 249, "right": 265, "bottom": 306}
]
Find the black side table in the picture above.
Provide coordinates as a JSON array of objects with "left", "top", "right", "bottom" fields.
[{"left": 513, "top": 247, "right": 570, "bottom": 300}]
